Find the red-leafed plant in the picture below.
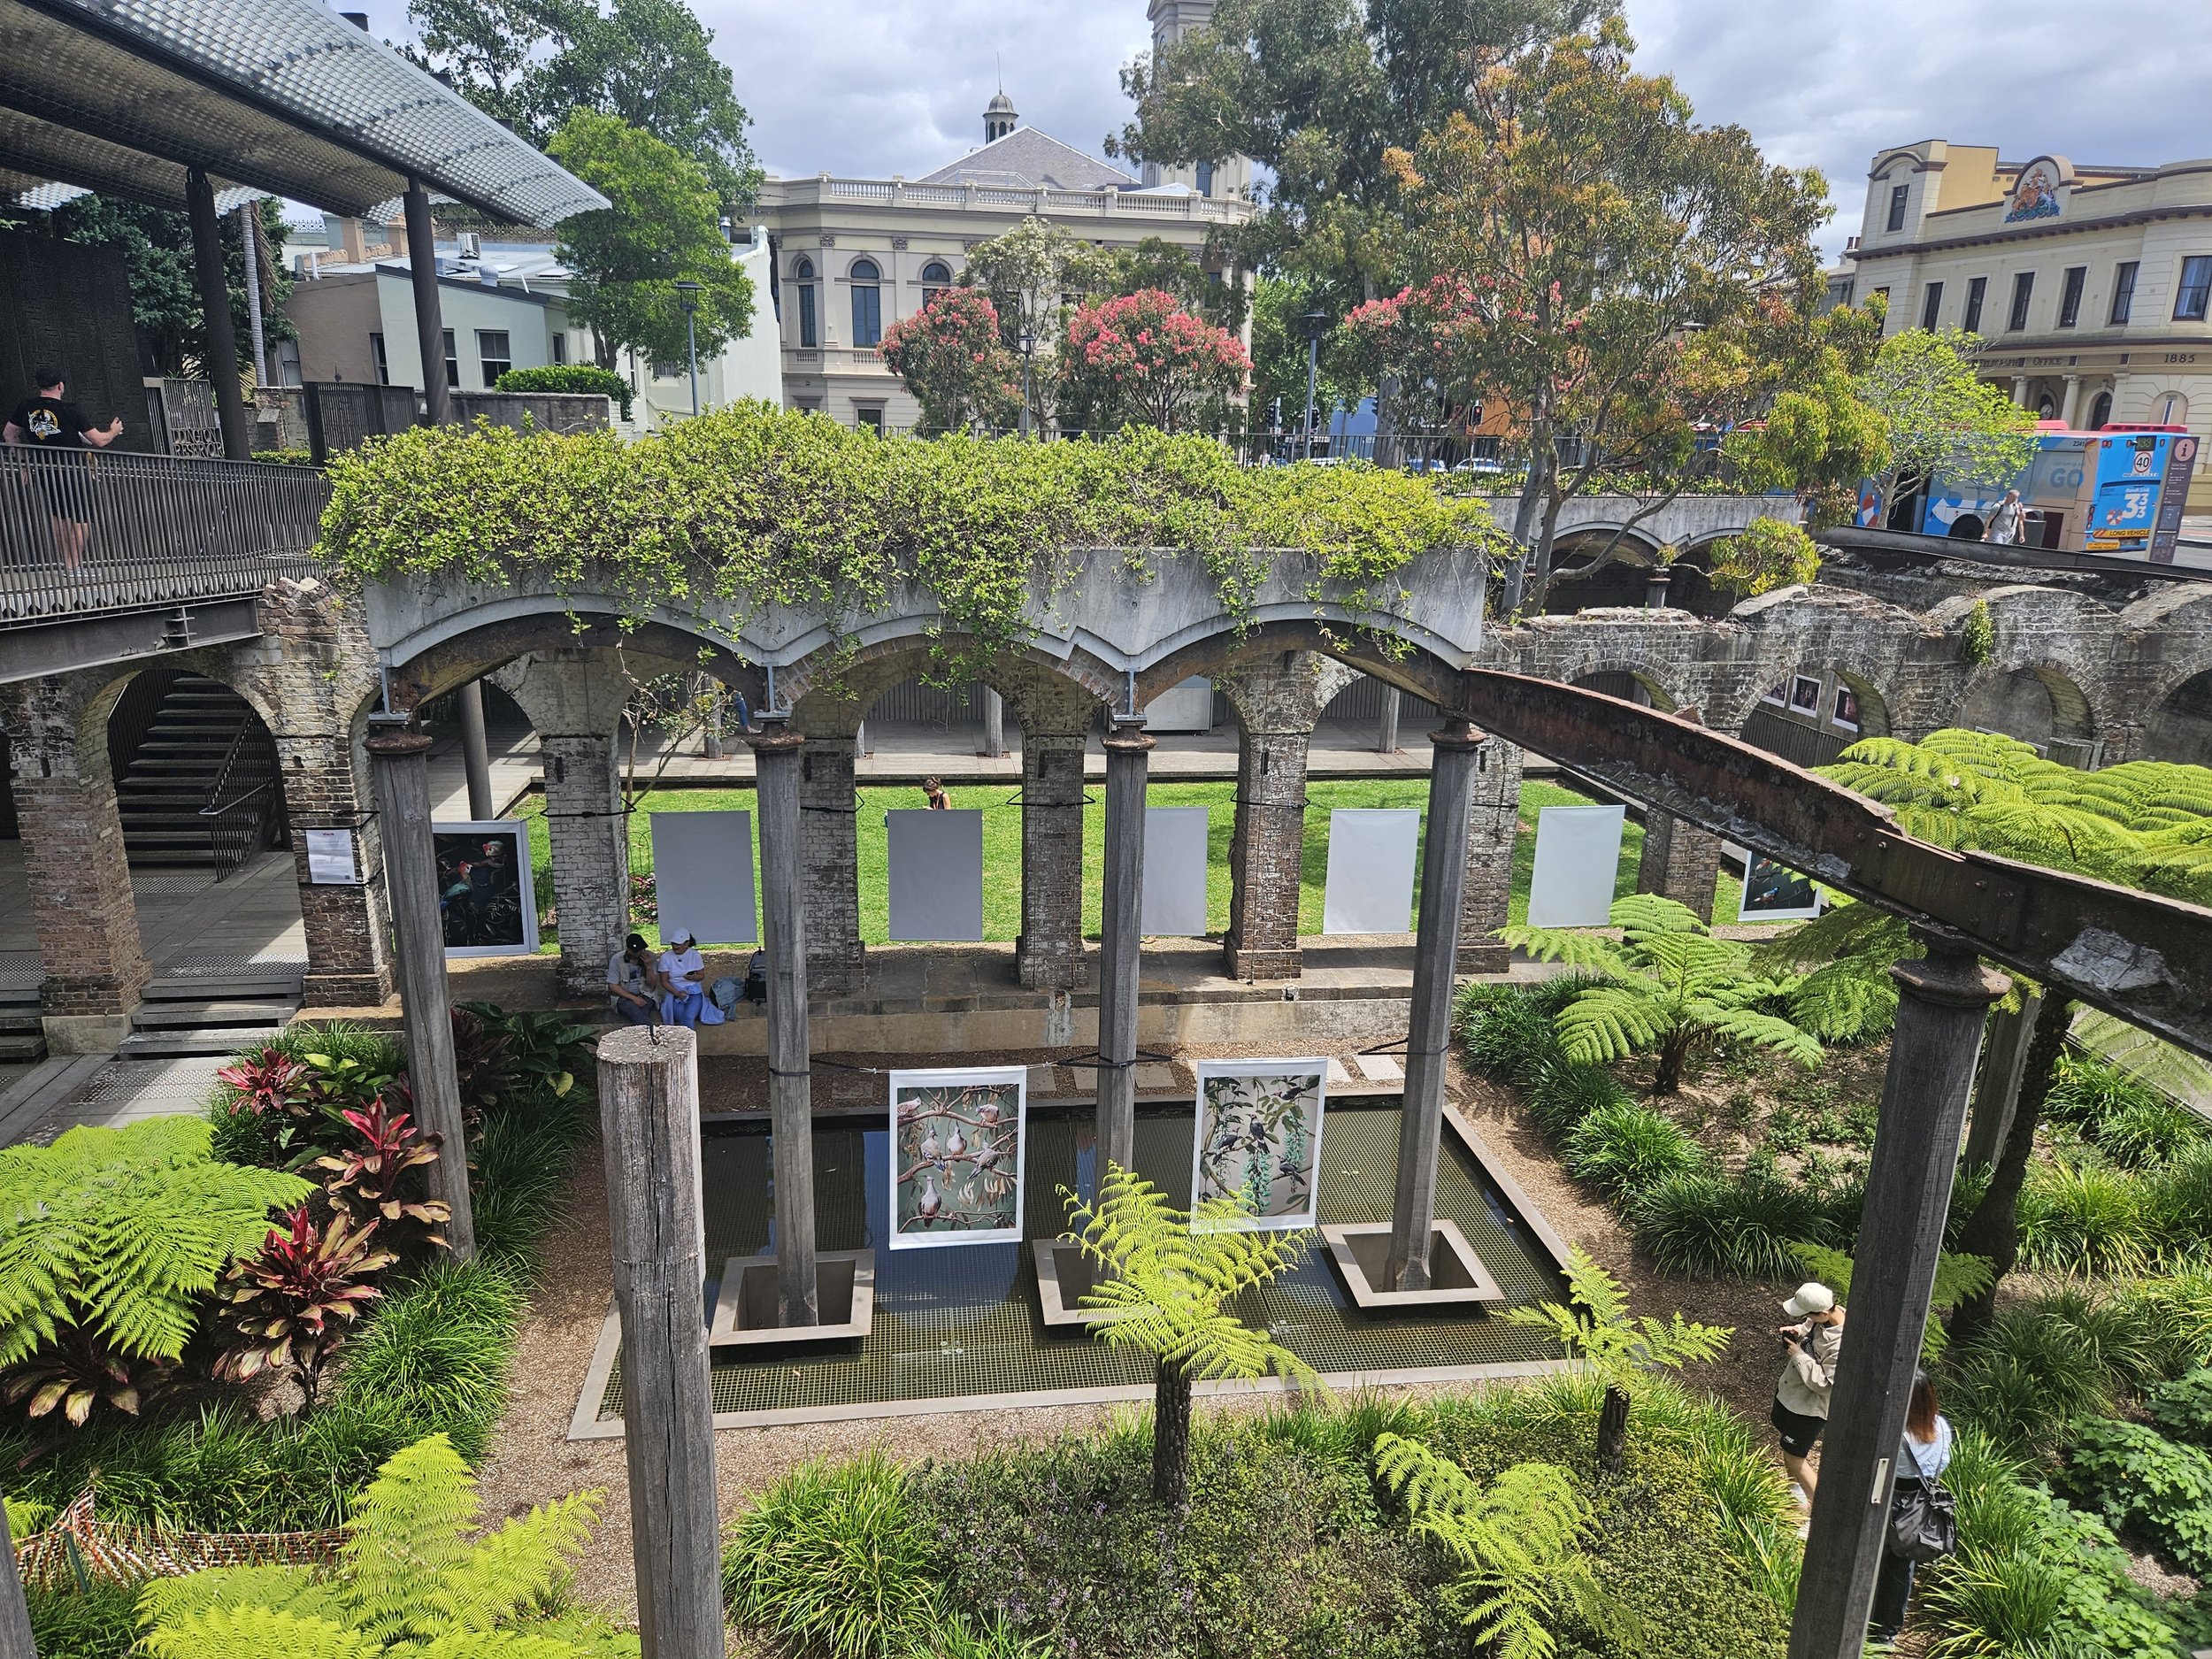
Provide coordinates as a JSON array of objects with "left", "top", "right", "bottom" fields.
[
  {"left": 214, "top": 1047, "right": 310, "bottom": 1118},
  {"left": 213, "top": 1205, "right": 394, "bottom": 1409},
  {"left": 2, "top": 1324, "right": 171, "bottom": 1427},
  {"left": 314, "top": 1097, "right": 450, "bottom": 1249},
  {"left": 881, "top": 287, "right": 1025, "bottom": 433},
  {"left": 450, "top": 1004, "right": 516, "bottom": 1122}
]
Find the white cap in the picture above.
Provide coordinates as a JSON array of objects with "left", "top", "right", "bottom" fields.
[{"left": 1782, "top": 1282, "right": 1835, "bottom": 1317}]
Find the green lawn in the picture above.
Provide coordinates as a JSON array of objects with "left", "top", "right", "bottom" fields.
[{"left": 519, "top": 775, "right": 1741, "bottom": 949}]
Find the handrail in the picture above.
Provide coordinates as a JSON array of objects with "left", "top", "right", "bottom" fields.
[
  {"left": 0, "top": 446, "right": 329, "bottom": 627},
  {"left": 198, "top": 716, "right": 280, "bottom": 881}
]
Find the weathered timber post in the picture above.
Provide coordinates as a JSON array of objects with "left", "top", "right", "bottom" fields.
[
  {"left": 0, "top": 1490, "right": 34, "bottom": 1659},
  {"left": 1376, "top": 686, "right": 1401, "bottom": 755},
  {"left": 1962, "top": 992, "right": 2042, "bottom": 1170},
  {"left": 365, "top": 729, "right": 476, "bottom": 1259},
  {"left": 596, "top": 1025, "right": 723, "bottom": 1659},
  {"left": 403, "top": 180, "right": 453, "bottom": 427},
  {"left": 1386, "top": 721, "right": 1483, "bottom": 1290},
  {"left": 1097, "top": 718, "right": 1154, "bottom": 1176},
  {"left": 1788, "top": 941, "right": 2008, "bottom": 1658},
  {"left": 457, "top": 680, "right": 495, "bottom": 819},
  {"left": 749, "top": 716, "right": 818, "bottom": 1324}
]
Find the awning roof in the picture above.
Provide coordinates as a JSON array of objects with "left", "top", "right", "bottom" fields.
[{"left": 0, "top": 0, "right": 608, "bottom": 226}]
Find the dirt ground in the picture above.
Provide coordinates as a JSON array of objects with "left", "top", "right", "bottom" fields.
[{"left": 471, "top": 1046, "right": 1809, "bottom": 1622}]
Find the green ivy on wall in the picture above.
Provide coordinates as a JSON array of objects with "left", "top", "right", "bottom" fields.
[{"left": 319, "top": 404, "right": 1502, "bottom": 663}]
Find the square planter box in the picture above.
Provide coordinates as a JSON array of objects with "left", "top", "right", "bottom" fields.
[
  {"left": 1033, "top": 1238, "right": 1148, "bottom": 1330},
  {"left": 1322, "top": 1220, "right": 1504, "bottom": 1311},
  {"left": 710, "top": 1250, "right": 874, "bottom": 1348}
]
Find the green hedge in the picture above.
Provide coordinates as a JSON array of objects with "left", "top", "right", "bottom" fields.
[{"left": 494, "top": 363, "right": 633, "bottom": 420}]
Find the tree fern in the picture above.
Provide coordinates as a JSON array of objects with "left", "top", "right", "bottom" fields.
[
  {"left": 1502, "top": 1244, "right": 1732, "bottom": 1394},
  {"left": 0, "top": 1119, "right": 311, "bottom": 1379},
  {"left": 135, "top": 1434, "right": 628, "bottom": 1657},
  {"left": 1061, "top": 1164, "right": 1320, "bottom": 1505},
  {"left": 1372, "top": 1436, "right": 1628, "bottom": 1659}
]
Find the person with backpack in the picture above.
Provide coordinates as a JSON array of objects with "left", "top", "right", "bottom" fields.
[{"left": 1869, "top": 1372, "right": 1957, "bottom": 1646}]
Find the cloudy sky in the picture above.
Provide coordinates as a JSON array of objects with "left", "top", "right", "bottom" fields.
[{"left": 353, "top": 0, "right": 2212, "bottom": 256}]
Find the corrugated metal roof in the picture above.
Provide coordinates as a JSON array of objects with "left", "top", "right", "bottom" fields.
[{"left": 0, "top": 0, "right": 606, "bottom": 225}]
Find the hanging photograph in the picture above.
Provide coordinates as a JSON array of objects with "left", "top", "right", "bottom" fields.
[
  {"left": 431, "top": 820, "right": 538, "bottom": 957},
  {"left": 888, "top": 1066, "right": 1027, "bottom": 1249},
  {"left": 1740, "top": 853, "right": 1823, "bottom": 922},
  {"left": 1831, "top": 685, "right": 1862, "bottom": 734},
  {"left": 1788, "top": 675, "right": 1823, "bottom": 715},
  {"left": 1191, "top": 1059, "right": 1329, "bottom": 1232}
]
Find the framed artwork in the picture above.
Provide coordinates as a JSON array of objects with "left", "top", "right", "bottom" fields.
[
  {"left": 431, "top": 820, "right": 537, "bottom": 956},
  {"left": 1191, "top": 1059, "right": 1328, "bottom": 1232},
  {"left": 1788, "top": 675, "right": 1823, "bottom": 716},
  {"left": 1831, "top": 686, "right": 1862, "bottom": 733},
  {"left": 1740, "top": 854, "right": 1822, "bottom": 923},
  {"left": 1760, "top": 680, "right": 1788, "bottom": 706},
  {"left": 888, "top": 1066, "right": 1026, "bottom": 1249}
]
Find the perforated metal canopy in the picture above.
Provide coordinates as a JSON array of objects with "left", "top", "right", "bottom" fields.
[{"left": 0, "top": 0, "right": 607, "bottom": 224}]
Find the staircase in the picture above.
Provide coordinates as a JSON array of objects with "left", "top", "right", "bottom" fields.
[
  {"left": 119, "top": 969, "right": 303, "bottom": 1059},
  {"left": 0, "top": 982, "right": 44, "bottom": 1064},
  {"left": 113, "top": 674, "right": 281, "bottom": 875}
]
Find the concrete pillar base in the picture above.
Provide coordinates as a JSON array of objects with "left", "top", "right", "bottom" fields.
[{"left": 42, "top": 1013, "right": 132, "bottom": 1055}]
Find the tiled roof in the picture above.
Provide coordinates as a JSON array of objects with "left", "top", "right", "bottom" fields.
[{"left": 916, "top": 127, "right": 1137, "bottom": 193}]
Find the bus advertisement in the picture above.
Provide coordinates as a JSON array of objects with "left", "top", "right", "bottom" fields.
[{"left": 1895, "top": 425, "right": 2202, "bottom": 568}]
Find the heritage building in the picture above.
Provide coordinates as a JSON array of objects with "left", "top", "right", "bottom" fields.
[{"left": 1843, "top": 140, "right": 2212, "bottom": 508}]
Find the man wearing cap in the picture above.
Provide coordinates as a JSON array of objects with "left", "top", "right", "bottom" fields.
[
  {"left": 1773, "top": 1280, "right": 1846, "bottom": 1509},
  {"left": 606, "top": 933, "right": 664, "bottom": 1025},
  {"left": 658, "top": 930, "right": 707, "bottom": 1027}
]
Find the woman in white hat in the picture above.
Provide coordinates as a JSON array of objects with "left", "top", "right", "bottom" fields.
[{"left": 1772, "top": 1280, "right": 1845, "bottom": 1508}]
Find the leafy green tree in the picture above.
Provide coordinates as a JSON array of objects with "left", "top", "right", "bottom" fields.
[
  {"left": 547, "top": 109, "right": 752, "bottom": 374},
  {"left": 1500, "top": 894, "right": 1824, "bottom": 1094},
  {"left": 410, "top": 0, "right": 759, "bottom": 211},
  {"left": 1062, "top": 1164, "right": 1319, "bottom": 1508},
  {"left": 1770, "top": 730, "right": 2212, "bottom": 1334},
  {"left": 46, "top": 196, "right": 293, "bottom": 380},
  {"left": 1709, "top": 517, "right": 1824, "bottom": 600},
  {"left": 957, "top": 218, "right": 1113, "bottom": 429},
  {"left": 136, "top": 1433, "right": 634, "bottom": 1657},
  {"left": 1249, "top": 277, "right": 1363, "bottom": 444},
  {"left": 1056, "top": 288, "right": 1250, "bottom": 434},
  {"left": 1719, "top": 302, "right": 1893, "bottom": 531},
  {"left": 1845, "top": 326, "right": 2039, "bottom": 519},
  {"left": 0, "top": 1118, "right": 310, "bottom": 1425},
  {"left": 1380, "top": 20, "right": 1831, "bottom": 614}
]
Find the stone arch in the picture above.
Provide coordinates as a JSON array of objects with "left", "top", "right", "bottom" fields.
[
  {"left": 1959, "top": 662, "right": 2098, "bottom": 748},
  {"left": 1570, "top": 667, "right": 1678, "bottom": 712},
  {"left": 2147, "top": 664, "right": 2212, "bottom": 766},
  {"left": 1541, "top": 526, "right": 1670, "bottom": 614}
]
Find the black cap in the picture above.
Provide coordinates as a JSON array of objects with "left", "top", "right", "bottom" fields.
[{"left": 625, "top": 932, "right": 648, "bottom": 951}]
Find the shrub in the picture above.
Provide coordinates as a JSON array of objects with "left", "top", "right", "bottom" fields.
[
  {"left": 723, "top": 1449, "right": 948, "bottom": 1659},
  {"left": 2149, "top": 1368, "right": 2212, "bottom": 1446},
  {"left": 1563, "top": 1101, "right": 1705, "bottom": 1197},
  {"left": 25, "top": 1577, "right": 140, "bottom": 1659},
  {"left": 326, "top": 1259, "right": 526, "bottom": 1464},
  {"left": 1524, "top": 1054, "right": 1630, "bottom": 1139},
  {"left": 2016, "top": 1158, "right": 2150, "bottom": 1277},
  {"left": 1946, "top": 1290, "right": 2156, "bottom": 1458},
  {"left": 494, "top": 362, "right": 632, "bottom": 419},
  {"left": 1632, "top": 1167, "right": 1833, "bottom": 1279},
  {"left": 2058, "top": 1417, "right": 2212, "bottom": 1574},
  {"left": 2142, "top": 1144, "right": 2212, "bottom": 1267}
]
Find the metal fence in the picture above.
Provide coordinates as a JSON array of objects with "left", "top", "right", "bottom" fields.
[
  {"left": 303, "top": 381, "right": 419, "bottom": 464},
  {"left": 0, "top": 447, "right": 329, "bottom": 625}
]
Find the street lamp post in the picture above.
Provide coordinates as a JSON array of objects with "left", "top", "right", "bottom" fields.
[
  {"left": 1301, "top": 308, "right": 1329, "bottom": 462},
  {"left": 674, "top": 280, "right": 703, "bottom": 419},
  {"left": 1018, "top": 325, "right": 1037, "bottom": 439}
]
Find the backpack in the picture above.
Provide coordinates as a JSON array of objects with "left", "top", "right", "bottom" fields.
[{"left": 1887, "top": 1435, "right": 1958, "bottom": 1563}]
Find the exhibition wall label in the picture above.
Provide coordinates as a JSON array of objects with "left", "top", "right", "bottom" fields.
[
  {"left": 1321, "top": 807, "right": 1419, "bottom": 934},
  {"left": 888, "top": 1066, "right": 1028, "bottom": 1248},
  {"left": 649, "top": 810, "right": 757, "bottom": 945},
  {"left": 885, "top": 808, "right": 985, "bottom": 941},
  {"left": 1525, "top": 804, "right": 1625, "bottom": 928},
  {"left": 1191, "top": 1058, "right": 1329, "bottom": 1231}
]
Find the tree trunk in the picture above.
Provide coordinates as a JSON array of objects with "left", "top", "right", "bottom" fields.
[
  {"left": 1595, "top": 1384, "right": 1631, "bottom": 1473},
  {"left": 1950, "top": 993, "right": 2074, "bottom": 1341},
  {"left": 1654, "top": 1031, "right": 1689, "bottom": 1095},
  {"left": 1152, "top": 1356, "right": 1194, "bottom": 1509},
  {"left": 1502, "top": 442, "right": 1549, "bottom": 617}
]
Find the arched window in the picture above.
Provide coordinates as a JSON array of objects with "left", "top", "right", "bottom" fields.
[
  {"left": 920, "top": 260, "right": 952, "bottom": 306},
  {"left": 850, "top": 257, "right": 882, "bottom": 347},
  {"left": 795, "top": 257, "right": 818, "bottom": 349},
  {"left": 2087, "top": 389, "right": 2113, "bottom": 430}
]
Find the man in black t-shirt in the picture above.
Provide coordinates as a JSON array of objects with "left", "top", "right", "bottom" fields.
[{"left": 4, "top": 366, "right": 122, "bottom": 571}]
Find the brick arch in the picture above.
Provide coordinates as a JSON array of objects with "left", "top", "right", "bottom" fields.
[
  {"left": 782, "top": 634, "right": 1114, "bottom": 740},
  {"left": 1568, "top": 665, "right": 1680, "bottom": 714},
  {"left": 1959, "top": 660, "right": 2100, "bottom": 745},
  {"left": 381, "top": 613, "right": 764, "bottom": 716}
]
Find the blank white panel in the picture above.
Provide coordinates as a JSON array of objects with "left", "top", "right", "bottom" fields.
[
  {"left": 887, "top": 809, "right": 985, "bottom": 941},
  {"left": 1141, "top": 676, "right": 1215, "bottom": 733},
  {"left": 1525, "top": 805, "right": 1625, "bottom": 927},
  {"left": 649, "top": 810, "right": 757, "bottom": 945},
  {"left": 1141, "top": 806, "right": 1210, "bottom": 935},
  {"left": 1321, "top": 808, "right": 1418, "bottom": 934}
]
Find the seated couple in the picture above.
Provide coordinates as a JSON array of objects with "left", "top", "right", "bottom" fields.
[{"left": 605, "top": 930, "right": 725, "bottom": 1027}]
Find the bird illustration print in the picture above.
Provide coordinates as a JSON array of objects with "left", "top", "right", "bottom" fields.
[{"left": 890, "top": 1071, "right": 1026, "bottom": 1245}]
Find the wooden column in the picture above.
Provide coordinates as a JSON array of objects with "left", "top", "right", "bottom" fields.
[
  {"left": 596, "top": 1025, "right": 724, "bottom": 1659},
  {"left": 1386, "top": 722, "right": 1483, "bottom": 1290},
  {"left": 979, "top": 686, "right": 1007, "bottom": 757},
  {"left": 1376, "top": 686, "right": 1401, "bottom": 754},
  {"left": 749, "top": 717, "right": 818, "bottom": 1325},
  {"left": 0, "top": 1491, "right": 34, "bottom": 1659},
  {"left": 365, "top": 729, "right": 475, "bottom": 1259},
  {"left": 1097, "top": 719, "right": 1153, "bottom": 1176},
  {"left": 403, "top": 180, "right": 452, "bottom": 427},
  {"left": 1963, "top": 992, "right": 2042, "bottom": 1170},
  {"left": 1788, "top": 942, "right": 2008, "bottom": 1657},
  {"left": 184, "top": 168, "right": 250, "bottom": 461}
]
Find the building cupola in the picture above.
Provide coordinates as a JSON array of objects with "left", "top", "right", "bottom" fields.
[{"left": 984, "top": 88, "right": 1018, "bottom": 143}]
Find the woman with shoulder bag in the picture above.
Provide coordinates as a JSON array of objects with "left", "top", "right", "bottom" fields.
[{"left": 1869, "top": 1372, "right": 1956, "bottom": 1645}]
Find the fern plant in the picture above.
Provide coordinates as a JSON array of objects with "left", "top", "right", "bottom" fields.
[
  {"left": 135, "top": 1432, "right": 634, "bottom": 1657},
  {"left": 1372, "top": 1435, "right": 1629, "bottom": 1659},
  {"left": 1499, "top": 894, "right": 1823, "bottom": 1094},
  {"left": 1785, "top": 1240, "right": 1990, "bottom": 1361},
  {"left": 1061, "top": 1164, "right": 1320, "bottom": 1508},
  {"left": 1504, "top": 1244, "right": 1732, "bottom": 1395},
  {"left": 0, "top": 1119, "right": 311, "bottom": 1425}
]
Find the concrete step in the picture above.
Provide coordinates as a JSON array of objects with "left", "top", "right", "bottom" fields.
[
  {"left": 0, "top": 1055, "right": 104, "bottom": 1147},
  {"left": 119, "top": 1027, "right": 285, "bottom": 1059},
  {"left": 122, "top": 833, "right": 219, "bottom": 849},
  {"left": 130, "top": 999, "right": 301, "bottom": 1031},
  {"left": 145, "top": 972, "right": 304, "bottom": 1001},
  {"left": 0, "top": 1009, "right": 42, "bottom": 1034},
  {"left": 0, "top": 1033, "right": 46, "bottom": 1063}
]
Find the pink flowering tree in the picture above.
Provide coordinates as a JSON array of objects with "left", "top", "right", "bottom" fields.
[
  {"left": 1056, "top": 288, "right": 1251, "bottom": 434},
  {"left": 880, "top": 288, "right": 1025, "bottom": 433}
]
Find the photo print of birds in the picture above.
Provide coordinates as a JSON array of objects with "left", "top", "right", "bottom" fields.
[
  {"left": 1191, "top": 1061, "right": 1328, "bottom": 1231},
  {"left": 889, "top": 1067, "right": 1027, "bottom": 1248}
]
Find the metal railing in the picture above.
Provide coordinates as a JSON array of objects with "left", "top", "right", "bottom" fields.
[
  {"left": 201, "top": 716, "right": 280, "bottom": 880},
  {"left": 0, "top": 447, "right": 330, "bottom": 626}
]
